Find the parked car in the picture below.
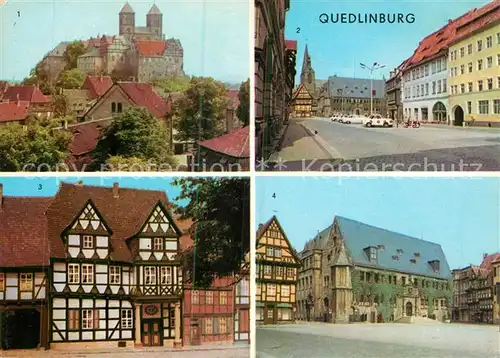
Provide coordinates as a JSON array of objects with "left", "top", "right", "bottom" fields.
[
  {"left": 343, "top": 115, "right": 364, "bottom": 124},
  {"left": 363, "top": 114, "right": 393, "bottom": 127}
]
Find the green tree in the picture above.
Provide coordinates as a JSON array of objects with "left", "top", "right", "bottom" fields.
[
  {"left": 153, "top": 75, "right": 191, "bottom": 95},
  {"left": 172, "top": 77, "right": 230, "bottom": 142},
  {"left": 91, "top": 107, "right": 177, "bottom": 170},
  {"left": 52, "top": 93, "right": 68, "bottom": 117},
  {"left": 173, "top": 178, "right": 250, "bottom": 288},
  {"left": 22, "top": 63, "right": 55, "bottom": 95},
  {"left": 58, "top": 68, "right": 85, "bottom": 89},
  {"left": 64, "top": 41, "right": 86, "bottom": 70},
  {"left": 236, "top": 79, "right": 250, "bottom": 126},
  {"left": 0, "top": 121, "right": 71, "bottom": 172}
]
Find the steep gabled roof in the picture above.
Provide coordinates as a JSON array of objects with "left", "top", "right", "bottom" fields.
[
  {"left": 82, "top": 75, "right": 114, "bottom": 99},
  {"left": 199, "top": 126, "right": 249, "bottom": 159},
  {"left": 3, "top": 85, "right": 49, "bottom": 103},
  {"left": 117, "top": 82, "right": 171, "bottom": 118},
  {"left": 0, "top": 101, "right": 30, "bottom": 123},
  {"left": 291, "top": 83, "right": 312, "bottom": 101},
  {"left": 256, "top": 215, "right": 301, "bottom": 264},
  {"left": 147, "top": 4, "right": 162, "bottom": 15},
  {"left": 0, "top": 197, "right": 53, "bottom": 267},
  {"left": 479, "top": 253, "right": 500, "bottom": 271},
  {"left": 45, "top": 182, "right": 178, "bottom": 262}
]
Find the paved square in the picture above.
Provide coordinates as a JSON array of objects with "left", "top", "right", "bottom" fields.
[
  {"left": 256, "top": 322, "right": 500, "bottom": 358},
  {"left": 267, "top": 118, "right": 500, "bottom": 171}
]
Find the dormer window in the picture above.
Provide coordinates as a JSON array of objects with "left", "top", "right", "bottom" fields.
[
  {"left": 414, "top": 252, "right": 420, "bottom": 257},
  {"left": 410, "top": 259, "right": 417, "bottom": 264},
  {"left": 364, "top": 246, "right": 378, "bottom": 261},
  {"left": 83, "top": 235, "right": 94, "bottom": 249},
  {"left": 153, "top": 238, "right": 163, "bottom": 251},
  {"left": 397, "top": 249, "right": 404, "bottom": 255},
  {"left": 429, "top": 260, "right": 440, "bottom": 272}
]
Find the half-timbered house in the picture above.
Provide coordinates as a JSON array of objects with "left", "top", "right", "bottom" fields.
[
  {"left": 0, "top": 182, "right": 184, "bottom": 350},
  {"left": 256, "top": 216, "right": 301, "bottom": 325},
  {"left": 179, "top": 219, "right": 250, "bottom": 345}
]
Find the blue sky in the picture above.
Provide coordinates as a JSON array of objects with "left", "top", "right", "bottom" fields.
[
  {"left": 287, "top": 0, "right": 492, "bottom": 83},
  {"left": 256, "top": 177, "right": 500, "bottom": 270},
  {"left": 0, "top": 0, "right": 249, "bottom": 83},
  {"left": 0, "top": 176, "right": 188, "bottom": 206}
]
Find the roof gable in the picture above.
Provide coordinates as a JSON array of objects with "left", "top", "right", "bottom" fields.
[
  {"left": 0, "top": 101, "right": 30, "bottom": 123},
  {"left": 257, "top": 216, "right": 300, "bottom": 264},
  {"left": 4, "top": 85, "right": 49, "bottom": 103},
  {"left": 117, "top": 82, "right": 171, "bottom": 118},
  {"left": 292, "top": 83, "right": 312, "bottom": 101},
  {"left": 138, "top": 201, "right": 183, "bottom": 237},
  {"left": 82, "top": 75, "right": 114, "bottom": 99},
  {"left": 66, "top": 200, "right": 112, "bottom": 235},
  {"left": 199, "top": 126, "right": 249, "bottom": 158}
]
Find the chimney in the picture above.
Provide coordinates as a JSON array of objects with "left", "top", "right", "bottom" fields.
[
  {"left": 0, "top": 183, "right": 3, "bottom": 210},
  {"left": 100, "top": 74, "right": 103, "bottom": 82},
  {"left": 112, "top": 182, "right": 119, "bottom": 198},
  {"left": 16, "top": 93, "right": 20, "bottom": 106}
]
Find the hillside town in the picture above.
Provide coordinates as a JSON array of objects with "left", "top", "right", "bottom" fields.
[
  {"left": 0, "top": 3, "right": 250, "bottom": 172},
  {"left": 0, "top": 179, "right": 250, "bottom": 355},
  {"left": 261, "top": 0, "right": 500, "bottom": 171}
]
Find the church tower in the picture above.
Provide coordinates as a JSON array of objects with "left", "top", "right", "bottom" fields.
[
  {"left": 119, "top": 2, "right": 135, "bottom": 40},
  {"left": 300, "top": 44, "right": 316, "bottom": 96},
  {"left": 147, "top": 4, "right": 163, "bottom": 40}
]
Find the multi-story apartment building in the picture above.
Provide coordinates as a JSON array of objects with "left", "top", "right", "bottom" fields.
[
  {"left": 448, "top": 2, "right": 500, "bottom": 127},
  {"left": 400, "top": 1, "right": 498, "bottom": 124},
  {"left": 255, "top": 0, "right": 293, "bottom": 159},
  {"left": 256, "top": 216, "right": 300, "bottom": 325},
  {"left": 452, "top": 252, "right": 500, "bottom": 324},
  {"left": 296, "top": 216, "right": 453, "bottom": 324}
]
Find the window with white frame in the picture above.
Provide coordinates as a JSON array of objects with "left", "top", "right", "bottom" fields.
[
  {"left": 109, "top": 266, "right": 120, "bottom": 284},
  {"left": 0, "top": 273, "right": 4, "bottom": 291},
  {"left": 486, "top": 36, "right": 492, "bottom": 48},
  {"left": 266, "top": 247, "right": 273, "bottom": 257},
  {"left": 219, "top": 291, "right": 228, "bottom": 305},
  {"left": 145, "top": 266, "right": 156, "bottom": 285},
  {"left": 264, "top": 265, "right": 272, "bottom": 275},
  {"left": 286, "top": 267, "right": 294, "bottom": 278},
  {"left": 276, "top": 266, "right": 284, "bottom": 277},
  {"left": 281, "top": 285, "right": 290, "bottom": 297},
  {"left": 83, "top": 235, "right": 93, "bottom": 249},
  {"left": 478, "top": 59, "right": 483, "bottom": 71},
  {"left": 82, "top": 264, "right": 94, "bottom": 284},
  {"left": 153, "top": 238, "right": 163, "bottom": 251},
  {"left": 267, "top": 283, "right": 276, "bottom": 296},
  {"left": 192, "top": 290, "right": 199, "bottom": 304},
  {"left": 467, "top": 43, "right": 472, "bottom": 54},
  {"left": 478, "top": 80, "right": 484, "bottom": 91},
  {"left": 488, "top": 78, "right": 493, "bottom": 90},
  {"left": 68, "top": 264, "right": 80, "bottom": 283},
  {"left": 20, "top": 273, "right": 33, "bottom": 291},
  {"left": 160, "top": 266, "right": 172, "bottom": 285},
  {"left": 274, "top": 248, "right": 282, "bottom": 257},
  {"left": 206, "top": 291, "right": 214, "bottom": 304},
  {"left": 204, "top": 318, "right": 213, "bottom": 334},
  {"left": 82, "top": 309, "right": 99, "bottom": 329},
  {"left": 487, "top": 56, "right": 493, "bottom": 68},
  {"left": 477, "top": 39, "right": 482, "bottom": 51},
  {"left": 494, "top": 99, "right": 500, "bottom": 114},
  {"left": 121, "top": 309, "right": 133, "bottom": 329},
  {"left": 479, "top": 100, "right": 489, "bottom": 114}
]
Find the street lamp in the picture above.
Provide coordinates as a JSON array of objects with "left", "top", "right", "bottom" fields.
[{"left": 360, "top": 62, "right": 386, "bottom": 115}]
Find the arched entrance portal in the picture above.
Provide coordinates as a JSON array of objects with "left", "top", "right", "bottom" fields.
[
  {"left": 405, "top": 302, "right": 413, "bottom": 317},
  {"left": 454, "top": 105, "right": 464, "bottom": 126},
  {"left": 432, "top": 102, "right": 447, "bottom": 123},
  {"left": 355, "top": 108, "right": 361, "bottom": 115}
]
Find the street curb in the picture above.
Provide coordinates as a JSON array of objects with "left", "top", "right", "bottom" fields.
[
  {"left": 36, "top": 345, "right": 249, "bottom": 356},
  {"left": 274, "top": 121, "right": 291, "bottom": 153},
  {"left": 298, "top": 121, "right": 344, "bottom": 162}
]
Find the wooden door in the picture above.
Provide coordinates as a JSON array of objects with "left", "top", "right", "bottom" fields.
[
  {"left": 142, "top": 320, "right": 162, "bottom": 346},
  {"left": 234, "top": 308, "right": 249, "bottom": 342},
  {"left": 264, "top": 305, "right": 275, "bottom": 325}
]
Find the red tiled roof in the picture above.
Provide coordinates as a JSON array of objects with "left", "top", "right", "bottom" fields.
[
  {"left": 68, "top": 120, "right": 109, "bottom": 156},
  {"left": 0, "top": 101, "right": 30, "bottom": 123},
  {"left": 3, "top": 85, "right": 50, "bottom": 103},
  {"left": 404, "top": 2, "right": 498, "bottom": 70},
  {"left": 135, "top": 40, "right": 167, "bottom": 56},
  {"left": 479, "top": 253, "right": 500, "bottom": 271},
  {"left": 227, "top": 89, "right": 240, "bottom": 109},
  {"left": 45, "top": 182, "right": 178, "bottom": 262},
  {"left": 454, "top": 2, "right": 500, "bottom": 44},
  {"left": 199, "top": 126, "right": 249, "bottom": 158},
  {"left": 82, "top": 75, "right": 114, "bottom": 99},
  {"left": 0, "top": 197, "right": 53, "bottom": 267},
  {"left": 118, "top": 82, "right": 171, "bottom": 118},
  {"left": 285, "top": 40, "right": 297, "bottom": 51}
]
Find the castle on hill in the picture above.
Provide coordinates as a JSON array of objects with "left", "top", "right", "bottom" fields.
[{"left": 41, "top": 3, "right": 184, "bottom": 84}]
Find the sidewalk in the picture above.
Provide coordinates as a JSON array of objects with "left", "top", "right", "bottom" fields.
[
  {"left": 420, "top": 122, "right": 500, "bottom": 133},
  {"left": 0, "top": 344, "right": 249, "bottom": 357}
]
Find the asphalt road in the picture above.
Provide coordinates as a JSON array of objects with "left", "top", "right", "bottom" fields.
[
  {"left": 265, "top": 118, "right": 500, "bottom": 171},
  {"left": 256, "top": 323, "right": 500, "bottom": 358}
]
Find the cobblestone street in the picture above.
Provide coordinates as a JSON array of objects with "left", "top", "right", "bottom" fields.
[{"left": 256, "top": 323, "right": 500, "bottom": 358}]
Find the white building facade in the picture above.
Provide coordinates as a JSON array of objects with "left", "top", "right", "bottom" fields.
[{"left": 401, "top": 56, "right": 449, "bottom": 124}]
